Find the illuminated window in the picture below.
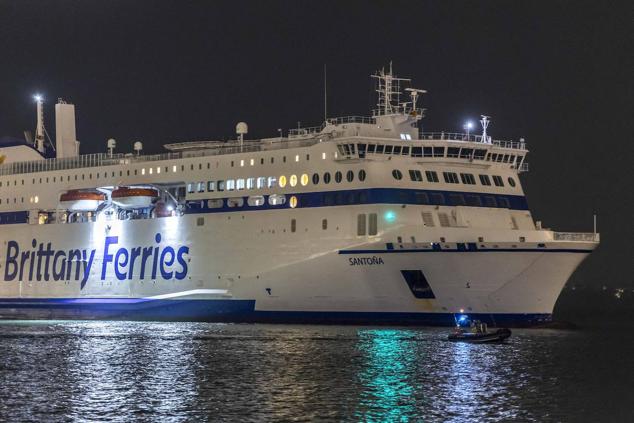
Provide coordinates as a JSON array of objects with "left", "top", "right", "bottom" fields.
[
  {"left": 268, "top": 194, "right": 286, "bottom": 206},
  {"left": 267, "top": 176, "right": 277, "bottom": 188},
  {"left": 246, "top": 177, "right": 255, "bottom": 189},
  {"left": 279, "top": 175, "right": 287, "bottom": 188},
  {"left": 250, "top": 158, "right": 254, "bottom": 166},
  {"left": 300, "top": 174, "right": 309, "bottom": 186},
  {"left": 197, "top": 182, "right": 205, "bottom": 193},
  {"left": 142, "top": 168, "right": 146, "bottom": 175},
  {"left": 256, "top": 177, "right": 266, "bottom": 189},
  {"left": 295, "top": 155, "right": 299, "bottom": 162},
  {"left": 240, "top": 160, "right": 244, "bottom": 167},
  {"left": 207, "top": 181, "right": 215, "bottom": 191},
  {"left": 322, "top": 152, "right": 326, "bottom": 160},
  {"left": 237, "top": 179, "right": 245, "bottom": 190},
  {"left": 289, "top": 174, "right": 297, "bottom": 187},
  {"left": 157, "top": 167, "right": 160, "bottom": 174},
  {"left": 173, "top": 165, "right": 177, "bottom": 172},
  {"left": 227, "top": 197, "right": 244, "bottom": 208},
  {"left": 226, "top": 179, "right": 236, "bottom": 191},
  {"left": 187, "top": 183, "right": 195, "bottom": 193},
  {"left": 247, "top": 195, "right": 265, "bottom": 206},
  {"left": 289, "top": 195, "right": 298, "bottom": 208},
  {"left": 149, "top": 168, "right": 153, "bottom": 175}
]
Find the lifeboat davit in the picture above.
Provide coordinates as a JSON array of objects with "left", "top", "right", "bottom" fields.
[
  {"left": 111, "top": 187, "right": 159, "bottom": 209},
  {"left": 59, "top": 190, "right": 106, "bottom": 212}
]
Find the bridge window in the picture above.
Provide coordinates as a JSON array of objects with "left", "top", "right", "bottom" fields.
[
  {"left": 393, "top": 146, "right": 402, "bottom": 155},
  {"left": 367, "top": 144, "right": 376, "bottom": 153},
  {"left": 479, "top": 174, "right": 491, "bottom": 186},
  {"left": 447, "top": 147, "right": 460, "bottom": 158},
  {"left": 411, "top": 146, "right": 422, "bottom": 157},
  {"left": 401, "top": 146, "right": 410, "bottom": 155},
  {"left": 409, "top": 170, "right": 423, "bottom": 182},
  {"left": 385, "top": 145, "right": 393, "bottom": 154},
  {"left": 433, "top": 147, "right": 445, "bottom": 157},
  {"left": 425, "top": 170, "right": 439, "bottom": 183},
  {"left": 459, "top": 148, "right": 473, "bottom": 158},
  {"left": 473, "top": 149, "right": 487, "bottom": 160},
  {"left": 492, "top": 175, "right": 504, "bottom": 187},
  {"left": 460, "top": 173, "right": 476, "bottom": 185},
  {"left": 376, "top": 144, "right": 385, "bottom": 154},
  {"left": 392, "top": 169, "right": 403, "bottom": 180},
  {"left": 443, "top": 172, "right": 459, "bottom": 184}
]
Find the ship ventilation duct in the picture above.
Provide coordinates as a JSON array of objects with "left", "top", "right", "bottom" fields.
[{"left": 55, "top": 99, "right": 80, "bottom": 158}]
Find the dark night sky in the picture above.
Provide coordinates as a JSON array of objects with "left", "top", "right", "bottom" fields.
[{"left": 0, "top": 1, "right": 632, "bottom": 289}]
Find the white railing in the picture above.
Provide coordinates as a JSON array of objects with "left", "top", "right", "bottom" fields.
[
  {"left": 0, "top": 138, "right": 321, "bottom": 176},
  {"left": 553, "top": 232, "right": 600, "bottom": 242},
  {"left": 420, "top": 132, "right": 527, "bottom": 150}
]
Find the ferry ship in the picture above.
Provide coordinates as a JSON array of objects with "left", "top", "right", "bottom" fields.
[{"left": 0, "top": 67, "right": 599, "bottom": 326}]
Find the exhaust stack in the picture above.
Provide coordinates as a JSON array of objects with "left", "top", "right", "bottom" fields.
[{"left": 55, "top": 99, "right": 79, "bottom": 158}]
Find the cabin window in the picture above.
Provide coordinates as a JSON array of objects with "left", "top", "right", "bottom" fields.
[
  {"left": 217, "top": 180, "right": 225, "bottom": 191},
  {"left": 346, "top": 170, "right": 354, "bottom": 182},
  {"left": 492, "top": 175, "right": 504, "bottom": 187},
  {"left": 267, "top": 176, "right": 277, "bottom": 188},
  {"left": 431, "top": 193, "right": 445, "bottom": 205},
  {"left": 207, "top": 199, "right": 224, "bottom": 208},
  {"left": 358, "top": 169, "right": 366, "bottom": 181},
  {"left": 460, "top": 173, "right": 476, "bottom": 185},
  {"left": 392, "top": 169, "right": 403, "bottom": 180},
  {"left": 408, "top": 170, "right": 423, "bottom": 182},
  {"left": 250, "top": 159, "right": 255, "bottom": 166},
  {"left": 226, "top": 180, "right": 236, "bottom": 191},
  {"left": 508, "top": 177, "right": 516, "bottom": 187},
  {"left": 227, "top": 197, "right": 244, "bottom": 208},
  {"left": 247, "top": 196, "right": 265, "bottom": 206},
  {"left": 357, "top": 214, "right": 366, "bottom": 236},
  {"left": 197, "top": 217, "right": 205, "bottom": 226},
  {"left": 268, "top": 194, "right": 286, "bottom": 206},
  {"left": 260, "top": 158, "right": 264, "bottom": 165},
  {"left": 322, "top": 219, "right": 328, "bottom": 230},
  {"left": 197, "top": 182, "right": 205, "bottom": 192},
  {"left": 300, "top": 174, "right": 309, "bottom": 186},
  {"left": 312, "top": 173, "right": 320, "bottom": 185},
  {"left": 289, "top": 174, "right": 298, "bottom": 187},
  {"left": 291, "top": 219, "right": 296, "bottom": 232},
  {"left": 236, "top": 179, "right": 245, "bottom": 190},
  {"left": 283, "top": 156, "right": 286, "bottom": 163},
  {"left": 207, "top": 181, "right": 216, "bottom": 192},
  {"left": 278, "top": 175, "right": 287, "bottom": 188},
  {"left": 323, "top": 172, "right": 331, "bottom": 184},
  {"left": 335, "top": 171, "right": 343, "bottom": 183},
  {"left": 187, "top": 183, "right": 195, "bottom": 193},
  {"left": 246, "top": 178, "right": 256, "bottom": 189},
  {"left": 306, "top": 154, "right": 310, "bottom": 161},
  {"left": 479, "top": 174, "right": 491, "bottom": 186},
  {"left": 483, "top": 196, "right": 497, "bottom": 207},
  {"left": 322, "top": 152, "right": 326, "bottom": 160},
  {"left": 443, "top": 172, "right": 459, "bottom": 184},
  {"left": 425, "top": 170, "right": 439, "bottom": 183},
  {"left": 257, "top": 177, "right": 266, "bottom": 189},
  {"left": 295, "top": 155, "right": 299, "bottom": 162},
  {"left": 368, "top": 213, "right": 378, "bottom": 236}
]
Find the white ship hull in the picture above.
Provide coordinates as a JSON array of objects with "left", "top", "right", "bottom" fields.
[{"left": 0, "top": 207, "right": 593, "bottom": 326}]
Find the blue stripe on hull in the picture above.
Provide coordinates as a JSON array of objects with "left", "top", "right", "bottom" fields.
[{"left": 0, "top": 298, "right": 551, "bottom": 327}]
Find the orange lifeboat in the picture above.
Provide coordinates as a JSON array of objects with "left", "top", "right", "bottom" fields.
[
  {"left": 59, "top": 190, "right": 106, "bottom": 212},
  {"left": 111, "top": 187, "right": 159, "bottom": 209}
]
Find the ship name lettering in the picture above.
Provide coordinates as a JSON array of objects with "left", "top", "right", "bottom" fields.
[{"left": 348, "top": 256, "right": 384, "bottom": 266}]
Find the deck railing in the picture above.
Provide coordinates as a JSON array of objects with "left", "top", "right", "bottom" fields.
[
  {"left": 420, "top": 132, "right": 527, "bottom": 150},
  {"left": 553, "top": 232, "right": 600, "bottom": 242}
]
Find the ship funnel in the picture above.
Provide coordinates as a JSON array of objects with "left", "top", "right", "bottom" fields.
[{"left": 55, "top": 99, "right": 80, "bottom": 158}]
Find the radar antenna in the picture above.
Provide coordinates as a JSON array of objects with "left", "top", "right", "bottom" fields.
[
  {"left": 371, "top": 62, "right": 411, "bottom": 116},
  {"left": 480, "top": 115, "right": 491, "bottom": 144}
]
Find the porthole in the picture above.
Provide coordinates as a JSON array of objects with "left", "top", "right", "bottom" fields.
[
  {"left": 508, "top": 177, "right": 516, "bottom": 187},
  {"left": 289, "top": 195, "right": 298, "bottom": 208},
  {"left": 279, "top": 175, "right": 287, "bottom": 188},
  {"left": 335, "top": 171, "right": 343, "bottom": 183},
  {"left": 300, "top": 174, "right": 309, "bottom": 186},
  {"left": 359, "top": 169, "right": 366, "bottom": 181},
  {"left": 392, "top": 169, "right": 403, "bottom": 180},
  {"left": 323, "top": 172, "right": 331, "bottom": 184},
  {"left": 312, "top": 173, "right": 320, "bottom": 185},
  {"left": 290, "top": 174, "right": 298, "bottom": 187},
  {"left": 346, "top": 170, "right": 354, "bottom": 182}
]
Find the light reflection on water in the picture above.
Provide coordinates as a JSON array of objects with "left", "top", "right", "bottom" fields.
[{"left": 0, "top": 321, "right": 631, "bottom": 422}]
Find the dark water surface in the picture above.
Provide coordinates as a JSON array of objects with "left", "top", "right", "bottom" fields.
[{"left": 0, "top": 322, "right": 632, "bottom": 422}]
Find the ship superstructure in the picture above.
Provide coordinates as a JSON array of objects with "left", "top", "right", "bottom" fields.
[{"left": 0, "top": 67, "right": 599, "bottom": 326}]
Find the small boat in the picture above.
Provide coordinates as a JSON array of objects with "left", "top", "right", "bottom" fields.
[
  {"left": 59, "top": 190, "right": 105, "bottom": 211},
  {"left": 111, "top": 187, "right": 159, "bottom": 209},
  {"left": 448, "top": 327, "right": 512, "bottom": 343}
]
